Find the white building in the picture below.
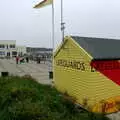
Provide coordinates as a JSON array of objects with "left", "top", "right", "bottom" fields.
[
  {"left": 0, "top": 40, "right": 26, "bottom": 58},
  {"left": 0, "top": 40, "right": 17, "bottom": 58},
  {"left": 17, "top": 46, "right": 26, "bottom": 56}
]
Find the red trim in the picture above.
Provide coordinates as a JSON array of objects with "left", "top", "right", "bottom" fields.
[{"left": 91, "top": 60, "right": 120, "bottom": 85}]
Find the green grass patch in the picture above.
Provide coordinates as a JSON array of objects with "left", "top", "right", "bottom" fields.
[{"left": 0, "top": 76, "right": 109, "bottom": 120}]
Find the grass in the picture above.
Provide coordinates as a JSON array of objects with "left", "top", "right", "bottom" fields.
[{"left": 0, "top": 76, "right": 109, "bottom": 120}]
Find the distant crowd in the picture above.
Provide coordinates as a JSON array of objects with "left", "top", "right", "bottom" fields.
[
  {"left": 15, "top": 55, "right": 50, "bottom": 65},
  {"left": 16, "top": 56, "right": 29, "bottom": 64}
]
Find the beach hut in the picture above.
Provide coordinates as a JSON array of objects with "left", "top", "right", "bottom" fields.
[{"left": 54, "top": 36, "right": 120, "bottom": 114}]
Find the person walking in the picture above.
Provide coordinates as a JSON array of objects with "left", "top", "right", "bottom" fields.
[
  {"left": 16, "top": 56, "right": 19, "bottom": 64},
  {"left": 37, "top": 57, "right": 41, "bottom": 64},
  {"left": 26, "top": 57, "right": 29, "bottom": 63}
]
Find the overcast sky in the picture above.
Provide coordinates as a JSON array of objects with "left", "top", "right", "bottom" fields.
[{"left": 0, "top": 0, "right": 120, "bottom": 48}]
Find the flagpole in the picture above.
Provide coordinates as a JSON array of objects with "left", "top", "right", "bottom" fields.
[
  {"left": 33, "top": 0, "right": 54, "bottom": 81},
  {"left": 61, "top": 0, "right": 65, "bottom": 42},
  {"left": 51, "top": 0, "right": 54, "bottom": 82},
  {"left": 52, "top": 1, "right": 54, "bottom": 50}
]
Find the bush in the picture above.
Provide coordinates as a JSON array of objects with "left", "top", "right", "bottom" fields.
[{"left": 0, "top": 76, "right": 109, "bottom": 120}]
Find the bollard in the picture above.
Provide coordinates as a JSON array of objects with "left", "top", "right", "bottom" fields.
[
  {"left": 49, "top": 71, "right": 53, "bottom": 79},
  {"left": 1, "top": 72, "right": 9, "bottom": 77}
]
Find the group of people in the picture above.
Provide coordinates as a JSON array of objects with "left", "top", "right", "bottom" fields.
[{"left": 16, "top": 56, "right": 29, "bottom": 64}]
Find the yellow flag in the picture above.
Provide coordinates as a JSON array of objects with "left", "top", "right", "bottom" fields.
[{"left": 33, "top": 0, "right": 53, "bottom": 8}]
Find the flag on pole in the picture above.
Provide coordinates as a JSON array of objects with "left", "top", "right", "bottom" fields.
[{"left": 33, "top": 0, "right": 53, "bottom": 8}]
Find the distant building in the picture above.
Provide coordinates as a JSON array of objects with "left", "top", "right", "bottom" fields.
[
  {"left": 0, "top": 40, "right": 52, "bottom": 59},
  {"left": 0, "top": 40, "right": 26, "bottom": 58},
  {"left": 26, "top": 47, "right": 53, "bottom": 59},
  {"left": 0, "top": 40, "right": 17, "bottom": 58},
  {"left": 17, "top": 46, "right": 26, "bottom": 56}
]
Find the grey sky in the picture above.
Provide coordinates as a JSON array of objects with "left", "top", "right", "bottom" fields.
[{"left": 0, "top": 0, "right": 120, "bottom": 48}]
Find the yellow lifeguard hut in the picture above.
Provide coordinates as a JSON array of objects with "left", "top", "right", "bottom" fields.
[{"left": 54, "top": 36, "right": 120, "bottom": 114}]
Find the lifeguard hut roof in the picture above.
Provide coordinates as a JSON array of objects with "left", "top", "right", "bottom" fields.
[{"left": 72, "top": 36, "right": 120, "bottom": 60}]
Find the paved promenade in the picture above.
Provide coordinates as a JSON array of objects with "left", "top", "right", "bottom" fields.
[{"left": 0, "top": 58, "right": 52, "bottom": 85}]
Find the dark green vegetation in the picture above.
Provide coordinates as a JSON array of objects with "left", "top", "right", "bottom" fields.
[{"left": 0, "top": 76, "right": 109, "bottom": 120}]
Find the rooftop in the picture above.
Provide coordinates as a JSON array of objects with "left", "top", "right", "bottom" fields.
[{"left": 72, "top": 36, "right": 120, "bottom": 59}]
